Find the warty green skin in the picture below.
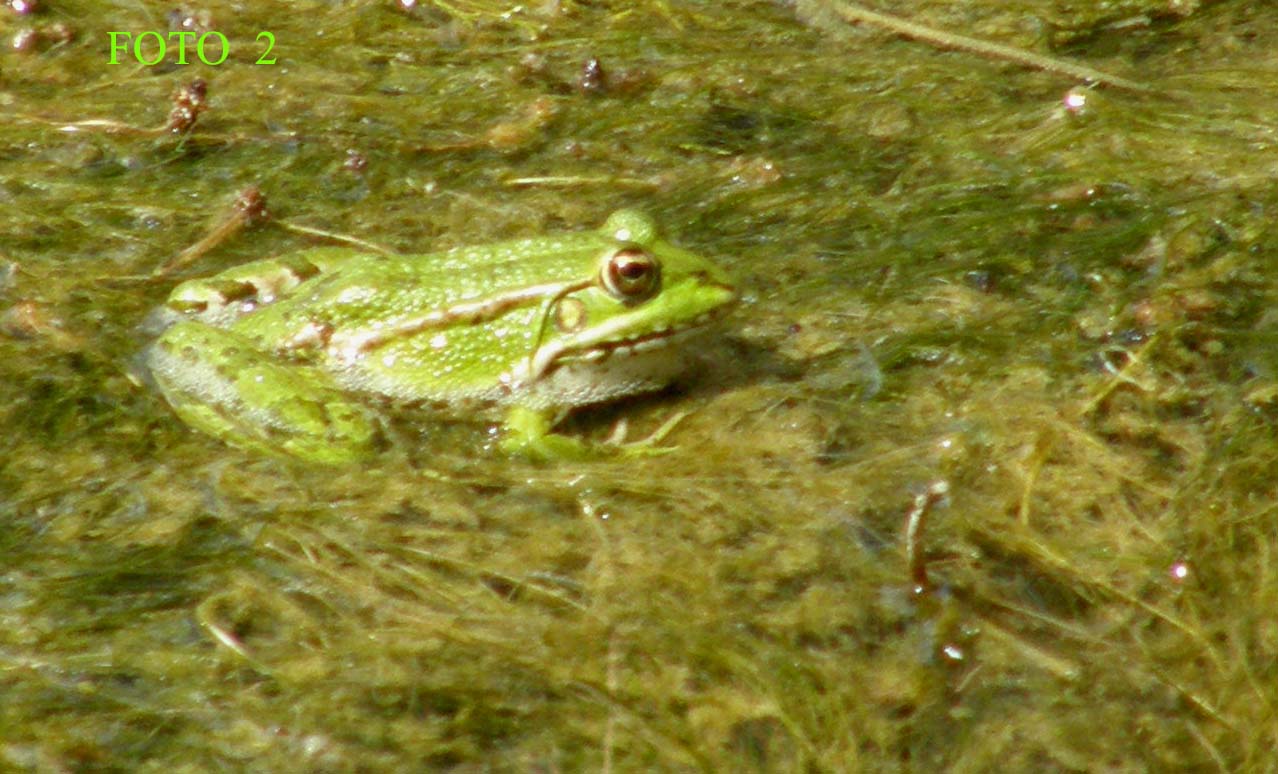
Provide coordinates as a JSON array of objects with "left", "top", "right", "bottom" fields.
[{"left": 146, "top": 210, "right": 736, "bottom": 463}]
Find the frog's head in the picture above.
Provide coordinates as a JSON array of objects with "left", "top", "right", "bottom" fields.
[{"left": 523, "top": 209, "right": 736, "bottom": 383}]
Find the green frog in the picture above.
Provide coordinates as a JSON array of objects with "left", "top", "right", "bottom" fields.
[{"left": 145, "top": 209, "right": 736, "bottom": 463}]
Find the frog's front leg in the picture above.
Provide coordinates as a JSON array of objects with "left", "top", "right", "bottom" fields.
[
  {"left": 146, "top": 320, "right": 382, "bottom": 464},
  {"left": 499, "top": 405, "right": 595, "bottom": 460},
  {"left": 499, "top": 405, "right": 679, "bottom": 460}
]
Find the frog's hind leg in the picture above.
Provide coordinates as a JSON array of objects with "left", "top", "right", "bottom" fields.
[{"left": 145, "top": 319, "right": 382, "bottom": 464}]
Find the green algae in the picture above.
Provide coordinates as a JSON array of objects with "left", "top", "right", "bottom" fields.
[{"left": 4, "top": 0, "right": 1278, "bottom": 770}]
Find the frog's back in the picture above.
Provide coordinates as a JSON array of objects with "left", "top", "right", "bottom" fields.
[{"left": 225, "top": 237, "right": 617, "bottom": 407}]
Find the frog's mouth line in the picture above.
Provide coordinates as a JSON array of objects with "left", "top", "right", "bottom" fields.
[
  {"left": 524, "top": 302, "right": 733, "bottom": 383},
  {"left": 575, "top": 318, "right": 705, "bottom": 359}
]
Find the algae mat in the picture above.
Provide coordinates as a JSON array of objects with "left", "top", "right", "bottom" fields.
[{"left": 3, "top": 1, "right": 1278, "bottom": 770}]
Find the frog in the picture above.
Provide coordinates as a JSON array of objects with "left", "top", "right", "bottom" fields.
[{"left": 144, "top": 209, "right": 737, "bottom": 464}]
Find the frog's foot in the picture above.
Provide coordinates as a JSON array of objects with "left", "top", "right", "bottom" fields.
[
  {"left": 500, "top": 406, "right": 685, "bottom": 460},
  {"left": 147, "top": 320, "right": 383, "bottom": 465}
]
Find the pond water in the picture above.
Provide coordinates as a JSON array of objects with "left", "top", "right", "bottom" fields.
[{"left": 3, "top": 0, "right": 1276, "bottom": 769}]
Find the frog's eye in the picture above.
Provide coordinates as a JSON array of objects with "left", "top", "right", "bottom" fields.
[{"left": 601, "top": 247, "right": 660, "bottom": 302}]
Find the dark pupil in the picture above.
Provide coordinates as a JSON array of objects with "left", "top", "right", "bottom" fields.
[{"left": 618, "top": 260, "right": 648, "bottom": 280}]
